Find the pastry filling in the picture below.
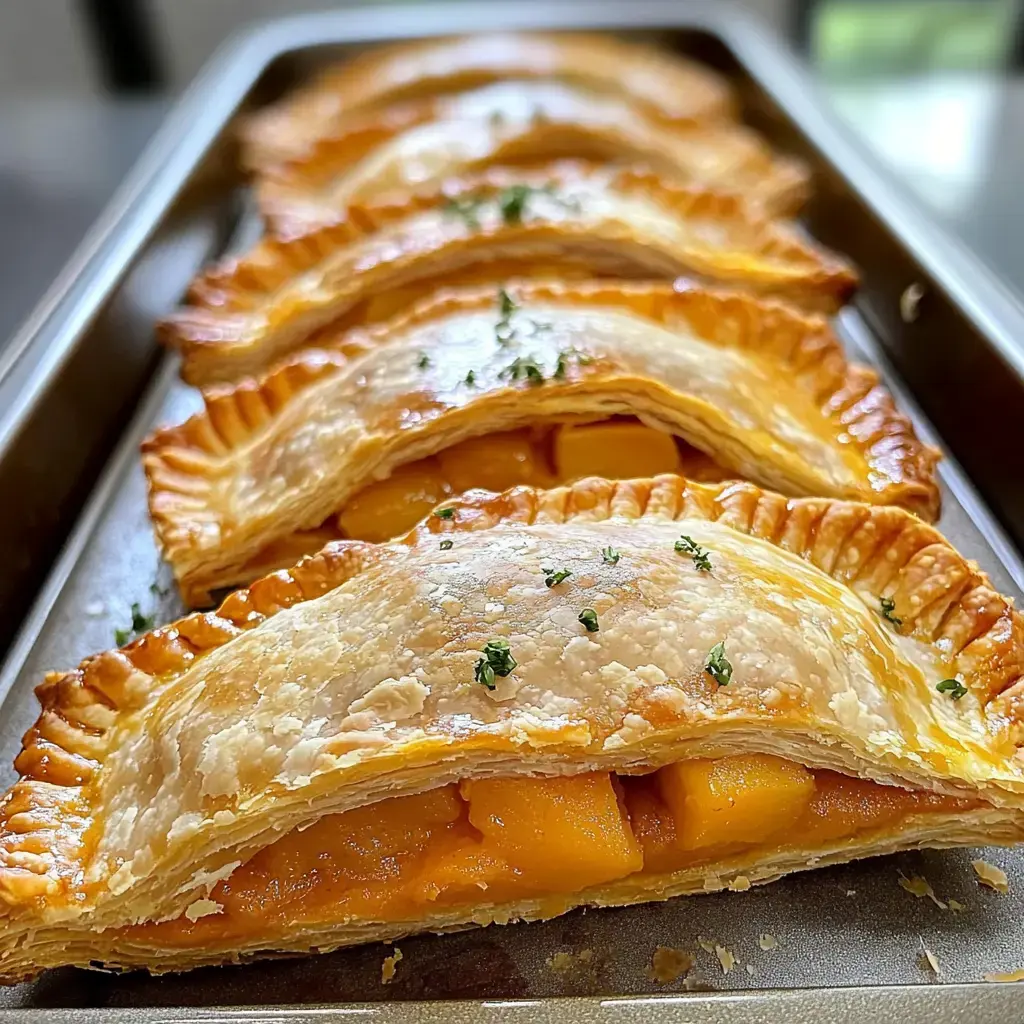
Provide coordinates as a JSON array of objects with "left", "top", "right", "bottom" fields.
[
  {"left": 137, "top": 753, "right": 973, "bottom": 945},
  {"left": 243, "top": 417, "right": 732, "bottom": 575}
]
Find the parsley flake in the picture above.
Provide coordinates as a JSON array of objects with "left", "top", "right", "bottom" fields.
[
  {"left": 601, "top": 546, "right": 621, "bottom": 565},
  {"left": 880, "top": 597, "right": 903, "bottom": 626},
  {"left": 704, "top": 641, "right": 732, "bottom": 686},
  {"left": 578, "top": 608, "right": 600, "bottom": 632},
  {"left": 439, "top": 539, "right": 454, "bottom": 550},
  {"left": 937, "top": 678, "right": 968, "bottom": 700},
  {"left": 542, "top": 567, "right": 572, "bottom": 588},
  {"left": 675, "top": 535, "right": 712, "bottom": 572},
  {"left": 444, "top": 196, "right": 483, "bottom": 229},
  {"left": 417, "top": 352, "right": 430, "bottom": 370},
  {"left": 553, "top": 346, "right": 593, "bottom": 381},
  {"left": 434, "top": 507, "right": 455, "bottom": 520},
  {"left": 474, "top": 638, "right": 518, "bottom": 690},
  {"left": 114, "top": 602, "right": 155, "bottom": 647},
  {"left": 498, "top": 184, "right": 533, "bottom": 224},
  {"left": 464, "top": 369, "right": 476, "bottom": 387},
  {"left": 149, "top": 581, "right": 169, "bottom": 598},
  {"left": 495, "top": 287, "right": 518, "bottom": 345},
  {"left": 500, "top": 355, "right": 545, "bottom": 385}
]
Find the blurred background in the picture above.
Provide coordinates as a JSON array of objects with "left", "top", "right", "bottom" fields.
[{"left": 1, "top": 0, "right": 1023, "bottom": 351}]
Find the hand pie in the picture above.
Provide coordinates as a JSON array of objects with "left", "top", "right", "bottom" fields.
[
  {"left": 161, "top": 163, "right": 857, "bottom": 385},
  {"left": 256, "top": 79, "right": 809, "bottom": 236},
  {"left": 145, "top": 281, "right": 938, "bottom": 605},
  {"left": 240, "top": 32, "right": 735, "bottom": 168},
  {"left": 1, "top": 474, "right": 1022, "bottom": 980}
]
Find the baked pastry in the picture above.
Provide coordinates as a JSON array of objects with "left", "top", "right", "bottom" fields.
[
  {"left": 240, "top": 33, "right": 735, "bottom": 169},
  {"left": 1, "top": 474, "right": 1021, "bottom": 981},
  {"left": 256, "top": 79, "right": 809, "bottom": 236},
  {"left": 145, "top": 281, "right": 938, "bottom": 606},
  {"left": 162, "top": 163, "right": 857, "bottom": 385}
]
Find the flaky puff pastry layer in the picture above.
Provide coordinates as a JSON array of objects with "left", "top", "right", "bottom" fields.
[
  {"left": 145, "top": 281, "right": 938, "bottom": 606},
  {"left": 256, "top": 79, "right": 809, "bottom": 235},
  {"left": 161, "top": 163, "right": 857, "bottom": 386},
  {"left": 1, "top": 475, "right": 1024, "bottom": 981},
  {"left": 240, "top": 33, "right": 736, "bottom": 169}
]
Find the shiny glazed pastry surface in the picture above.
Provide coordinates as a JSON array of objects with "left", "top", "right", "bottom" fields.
[
  {"left": 256, "top": 79, "right": 809, "bottom": 235},
  {"left": 144, "top": 282, "right": 938, "bottom": 605},
  {"left": 1, "top": 475, "right": 1022, "bottom": 980},
  {"left": 161, "top": 163, "right": 857, "bottom": 385},
  {"left": 240, "top": 32, "right": 736, "bottom": 168}
]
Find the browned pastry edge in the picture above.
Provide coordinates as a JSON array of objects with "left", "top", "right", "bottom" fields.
[
  {"left": 237, "top": 32, "right": 737, "bottom": 168},
  {"left": 156, "top": 162, "right": 859, "bottom": 383},
  {"left": 2, "top": 473, "right": 1021, "bottom": 911},
  {"left": 143, "top": 280, "right": 941, "bottom": 598},
  {"left": 253, "top": 100, "right": 813, "bottom": 234}
]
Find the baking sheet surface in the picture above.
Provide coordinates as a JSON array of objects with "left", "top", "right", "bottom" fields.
[
  {"left": 3, "top": 8, "right": 1024, "bottom": 1013},
  {"left": 2, "top": 313, "right": 1022, "bottom": 1009}
]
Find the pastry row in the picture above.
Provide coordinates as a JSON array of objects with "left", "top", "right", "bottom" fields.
[{"left": 1, "top": 32, "right": 1020, "bottom": 984}]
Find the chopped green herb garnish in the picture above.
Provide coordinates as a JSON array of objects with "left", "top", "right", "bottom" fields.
[
  {"left": 434, "top": 507, "right": 455, "bottom": 519},
  {"left": 601, "top": 546, "right": 620, "bottom": 565},
  {"left": 542, "top": 567, "right": 573, "bottom": 588},
  {"left": 937, "top": 678, "right": 967, "bottom": 700},
  {"left": 417, "top": 352, "right": 431, "bottom": 370},
  {"left": 464, "top": 369, "right": 476, "bottom": 387},
  {"left": 704, "top": 641, "right": 732, "bottom": 686},
  {"left": 578, "top": 608, "right": 600, "bottom": 633},
  {"left": 474, "top": 638, "right": 518, "bottom": 689},
  {"left": 674, "top": 535, "right": 712, "bottom": 572},
  {"left": 439, "top": 539, "right": 454, "bottom": 551},
  {"left": 114, "top": 602, "right": 155, "bottom": 647},
  {"left": 553, "top": 347, "right": 592, "bottom": 380},
  {"left": 880, "top": 597, "right": 902, "bottom": 627},
  {"left": 130, "top": 602, "right": 153, "bottom": 633},
  {"left": 498, "top": 184, "right": 533, "bottom": 224},
  {"left": 149, "top": 581, "right": 169, "bottom": 598},
  {"left": 495, "top": 287, "right": 517, "bottom": 345},
  {"left": 498, "top": 287, "right": 516, "bottom": 320},
  {"left": 444, "top": 196, "right": 483, "bottom": 229},
  {"left": 500, "top": 355, "right": 545, "bottom": 385}
]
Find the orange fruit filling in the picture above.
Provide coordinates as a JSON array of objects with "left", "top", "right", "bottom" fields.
[
  {"left": 234, "top": 417, "right": 733, "bottom": 580},
  {"left": 133, "top": 754, "right": 975, "bottom": 947}
]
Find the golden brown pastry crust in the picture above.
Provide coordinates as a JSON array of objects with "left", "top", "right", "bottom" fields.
[
  {"left": 255, "top": 80, "right": 810, "bottom": 235},
  {"left": 1, "top": 474, "right": 1022, "bottom": 980},
  {"left": 161, "top": 162, "right": 857, "bottom": 386},
  {"left": 146, "top": 280, "right": 938, "bottom": 605},
  {"left": 240, "top": 33, "right": 736, "bottom": 169}
]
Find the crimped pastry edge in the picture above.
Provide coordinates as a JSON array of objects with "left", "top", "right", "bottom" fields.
[
  {"left": 3, "top": 472, "right": 1023, "bottom": 940},
  {"left": 238, "top": 32, "right": 737, "bottom": 169},
  {"left": 158, "top": 162, "right": 858, "bottom": 385},
  {"left": 144, "top": 279, "right": 939, "bottom": 603},
  {"left": 255, "top": 101, "right": 812, "bottom": 236}
]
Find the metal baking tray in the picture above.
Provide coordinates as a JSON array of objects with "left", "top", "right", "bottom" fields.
[{"left": 3, "top": 1, "right": 1024, "bottom": 1019}]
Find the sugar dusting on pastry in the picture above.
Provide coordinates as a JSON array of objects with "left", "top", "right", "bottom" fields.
[{"left": 972, "top": 859, "right": 1009, "bottom": 893}]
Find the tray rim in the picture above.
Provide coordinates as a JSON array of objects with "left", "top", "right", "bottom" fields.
[
  {"left": 2, "top": 1, "right": 1024, "bottom": 1016},
  {"left": 3, "top": 985, "right": 1024, "bottom": 1022}
]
